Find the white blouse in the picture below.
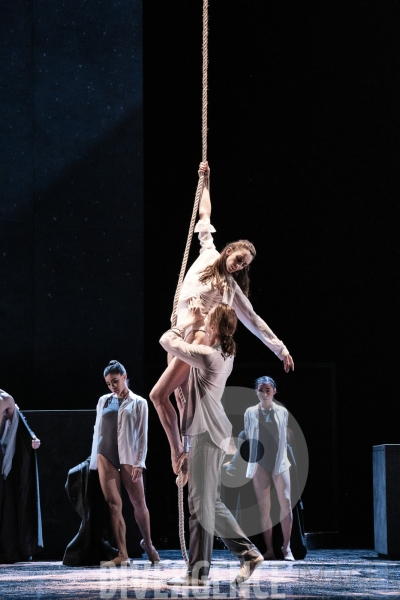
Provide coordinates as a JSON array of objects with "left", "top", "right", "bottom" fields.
[
  {"left": 89, "top": 390, "right": 148, "bottom": 470},
  {"left": 244, "top": 402, "right": 291, "bottom": 477},
  {"left": 175, "top": 218, "right": 289, "bottom": 360}
]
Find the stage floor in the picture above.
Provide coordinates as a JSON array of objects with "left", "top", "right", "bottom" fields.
[{"left": 0, "top": 549, "right": 399, "bottom": 599}]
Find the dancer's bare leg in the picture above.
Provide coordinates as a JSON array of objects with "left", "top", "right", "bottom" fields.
[
  {"left": 273, "top": 469, "right": 293, "bottom": 557},
  {"left": 120, "top": 465, "right": 154, "bottom": 549},
  {"left": 166, "top": 354, "right": 188, "bottom": 425},
  {"left": 98, "top": 454, "right": 128, "bottom": 562},
  {"left": 252, "top": 465, "right": 276, "bottom": 559},
  {"left": 150, "top": 329, "right": 206, "bottom": 472},
  {"left": 172, "top": 329, "right": 206, "bottom": 420},
  {"left": 150, "top": 358, "right": 190, "bottom": 472}
]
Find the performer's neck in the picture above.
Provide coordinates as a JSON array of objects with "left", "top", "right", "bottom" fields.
[
  {"left": 260, "top": 399, "right": 273, "bottom": 411},
  {"left": 204, "top": 332, "right": 220, "bottom": 346}
]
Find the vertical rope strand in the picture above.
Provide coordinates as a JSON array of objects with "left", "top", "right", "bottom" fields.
[
  {"left": 177, "top": 470, "right": 189, "bottom": 565},
  {"left": 171, "top": 174, "right": 204, "bottom": 327},
  {"left": 171, "top": 0, "right": 208, "bottom": 327},
  {"left": 202, "top": 0, "right": 208, "bottom": 163},
  {"left": 175, "top": 0, "right": 209, "bottom": 566}
]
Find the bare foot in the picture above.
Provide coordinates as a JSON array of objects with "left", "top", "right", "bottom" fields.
[
  {"left": 102, "top": 555, "right": 130, "bottom": 567},
  {"left": 140, "top": 540, "right": 160, "bottom": 564},
  {"left": 282, "top": 547, "right": 295, "bottom": 561}
]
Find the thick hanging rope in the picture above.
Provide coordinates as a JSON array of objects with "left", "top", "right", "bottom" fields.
[
  {"left": 172, "top": 0, "right": 209, "bottom": 567},
  {"left": 171, "top": 0, "right": 208, "bottom": 327}
]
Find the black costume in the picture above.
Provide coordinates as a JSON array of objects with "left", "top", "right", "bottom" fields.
[
  {"left": 97, "top": 397, "right": 121, "bottom": 469},
  {"left": 63, "top": 457, "right": 118, "bottom": 566},
  {"left": 0, "top": 412, "right": 43, "bottom": 564},
  {"left": 258, "top": 407, "right": 279, "bottom": 473}
]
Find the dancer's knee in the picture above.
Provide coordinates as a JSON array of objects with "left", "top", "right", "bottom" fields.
[
  {"left": 105, "top": 496, "right": 122, "bottom": 514},
  {"left": 282, "top": 485, "right": 291, "bottom": 506},
  {"left": 130, "top": 496, "right": 147, "bottom": 512},
  {"left": 149, "top": 386, "right": 162, "bottom": 407},
  {"left": 280, "top": 496, "right": 292, "bottom": 514}
]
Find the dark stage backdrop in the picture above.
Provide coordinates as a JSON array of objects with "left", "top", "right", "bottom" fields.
[
  {"left": 143, "top": 1, "right": 400, "bottom": 549},
  {"left": 1, "top": 0, "right": 400, "bottom": 554},
  {"left": 0, "top": 1, "right": 144, "bottom": 405}
]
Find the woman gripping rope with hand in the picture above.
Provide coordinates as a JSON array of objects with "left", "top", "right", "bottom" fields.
[{"left": 150, "top": 162, "right": 294, "bottom": 477}]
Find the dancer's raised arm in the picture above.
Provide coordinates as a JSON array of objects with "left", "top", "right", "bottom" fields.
[{"left": 198, "top": 161, "right": 211, "bottom": 220}]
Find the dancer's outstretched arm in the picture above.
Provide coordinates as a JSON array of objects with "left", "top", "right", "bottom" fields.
[
  {"left": 230, "top": 288, "right": 294, "bottom": 372},
  {"left": 196, "top": 163, "right": 293, "bottom": 372}
]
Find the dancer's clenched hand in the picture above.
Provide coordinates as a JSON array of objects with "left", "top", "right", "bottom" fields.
[
  {"left": 198, "top": 161, "right": 210, "bottom": 178},
  {"left": 32, "top": 436, "right": 41, "bottom": 449}
]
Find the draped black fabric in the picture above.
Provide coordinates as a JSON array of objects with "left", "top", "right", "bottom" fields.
[
  {"left": 63, "top": 458, "right": 118, "bottom": 566},
  {"left": 0, "top": 412, "right": 43, "bottom": 564}
]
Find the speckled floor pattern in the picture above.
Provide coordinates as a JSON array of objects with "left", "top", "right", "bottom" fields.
[{"left": 0, "top": 549, "right": 399, "bottom": 599}]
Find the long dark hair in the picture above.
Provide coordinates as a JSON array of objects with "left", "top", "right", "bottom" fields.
[
  {"left": 198, "top": 240, "right": 256, "bottom": 297},
  {"left": 208, "top": 303, "right": 238, "bottom": 358}
]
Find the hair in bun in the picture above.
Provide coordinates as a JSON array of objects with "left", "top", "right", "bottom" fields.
[
  {"left": 254, "top": 375, "right": 277, "bottom": 392},
  {"left": 103, "top": 360, "right": 127, "bottom": 378}
]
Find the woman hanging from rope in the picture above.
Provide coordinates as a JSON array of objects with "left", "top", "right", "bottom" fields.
[{"left": 150, "top": 162, "right": 294, "bottom": 476}]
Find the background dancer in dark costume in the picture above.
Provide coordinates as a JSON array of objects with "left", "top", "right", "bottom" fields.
[{"left": 0, "top": 389, "right": 43, "bottom": 564}]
